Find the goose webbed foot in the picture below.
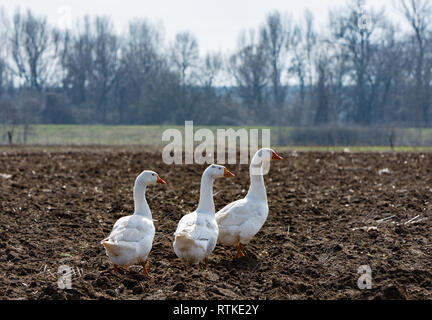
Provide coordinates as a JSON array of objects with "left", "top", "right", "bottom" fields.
[
  {"left": 141, "top": 262, "right": 151, "bottom": 278},
  {"left": 234, "top": 243, "right": 245, "bottom": 259}
]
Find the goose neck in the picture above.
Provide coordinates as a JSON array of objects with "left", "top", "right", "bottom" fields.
[
  {"left": 246, "top": 159, "right": 267, "bottom": 201},
  {"left": 196, "top": 172, "right": 215, "bottom": 214},
  {"left": 133, "top": 183, "right": 151, "bottom": 218}
]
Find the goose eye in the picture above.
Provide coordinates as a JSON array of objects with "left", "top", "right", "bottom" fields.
[
  {"left": 152, "top": 173, "right": 155, "bottom": 176},
  {"left": 219, "top": 167, "right": 222, "bottom": 170}
]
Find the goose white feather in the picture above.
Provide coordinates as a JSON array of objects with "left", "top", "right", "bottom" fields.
[
  {"left": 173, "top": 165, "right": 234, "bottom": 266},
  {"left": 216, "top": 148, "right": 282, "bottom": 255},
  {"left": 101, "top": 170, "right": 166, "bottom": 274}
]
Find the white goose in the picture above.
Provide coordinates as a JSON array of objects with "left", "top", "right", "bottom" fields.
[
  {"left": 101, "top": 170, "right": 166, "bottom": 276},
  {"left": 216, "top": 148, "right": 282, "bottom": 258},
  {"left": 173, "top": 164, "right": 235, "bottom": 269}
]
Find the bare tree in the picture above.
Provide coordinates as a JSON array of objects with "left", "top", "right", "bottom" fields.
[
  {"left": 0, "top": 8, "right": 9, "bottom": 97},
  {"left": 63, "top": 16, "right": 94, "bottom": 105},
  {"left": 314, "top": 53, "right": 331, "bottom": 125},
  {"left": 0, "top": 58, "right": 6, "bottom": 97},
  {"left": 171, "top": 31, "right": 199, "bottom": 86},
  {"left": 91, "top": 16, "right": 120, "bottom": 122},
  {"left": 397, "top": 0, "right": 432, "bottom": 126},
  {"left": 370, "top": 23, "right": 404, "bottom": 124},
  {"left": 193, "top": 51, "right": 225, "bottom": 124},
  {"left": 201, "top": 52, "right": 223, "bottom": 89},
  {"left": 288, "top": 10, "right": 317, "bottom": 107},
  {"left": 116, "top": 19, "right": 164, "bottom": 122},
  {"left": 51, "top": 28, "right": 71, "bottom": 90},
  {"left": 260, "top": 11, "right": 290, "bottom": 107},
  {"left": 10, "top": 10, "right": 51, "bottom": 91},
  {"left": 170, "top": 31, "right": 200, "bottom": 121},
  {"left": 230, "top": 30, "right": 269, "bottom": 115},
  {"left": 329, "top": 0, "right": 386, "bottom": 125}
]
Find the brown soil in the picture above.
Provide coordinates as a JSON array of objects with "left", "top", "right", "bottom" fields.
[{"left": 0, "top": 148, "right": 431, "bottom": 300}]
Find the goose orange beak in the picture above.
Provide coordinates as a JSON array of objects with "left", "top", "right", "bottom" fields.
[
  {"left": 272, "top": 151, "right": 283, "bottom": 160},
  {"left": 224, "top": 168, "right": 235, "bottom": 177},
  {"left": 157, "top": 176, "right": 167, "bottom": 184}
]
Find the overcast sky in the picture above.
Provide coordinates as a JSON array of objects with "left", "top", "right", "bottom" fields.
[{"left": 1, "top": 0, "right": 405, "bottom": 54}]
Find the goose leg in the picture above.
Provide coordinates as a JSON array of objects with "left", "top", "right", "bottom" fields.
[
  {"left": 234, "top": 243, "right": 245, "bottom": 258},
  {"left": 204, "top": 257, "right": 209, "bottom": 271},
  {"left": 114, "top": 265, "right": 119, "bottom": 273},
  {"left": 141, "top": 262, "right": 151, "bottom": 278}
]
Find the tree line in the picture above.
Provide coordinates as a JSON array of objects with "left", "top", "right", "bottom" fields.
[{"left": 0, "top": 0, "right": 431, "bottom": 131}]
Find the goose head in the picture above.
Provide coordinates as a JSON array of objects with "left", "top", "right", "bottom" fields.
[
  {"left": 135, "top": 170, "right": 167, "bottom": 186},
  {"left": 250, "top": 148, "right": 282, "bottom": 175},
  {"left": 205, "top": 164, "right": 235, "bottom": 179},
  {"left": 254, "top": 148, "right": 283, "bottom": 163}
]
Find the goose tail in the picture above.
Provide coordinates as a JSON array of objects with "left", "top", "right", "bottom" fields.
[{"left": 101, "top": 240, "right": 125, "bottom": 256}]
